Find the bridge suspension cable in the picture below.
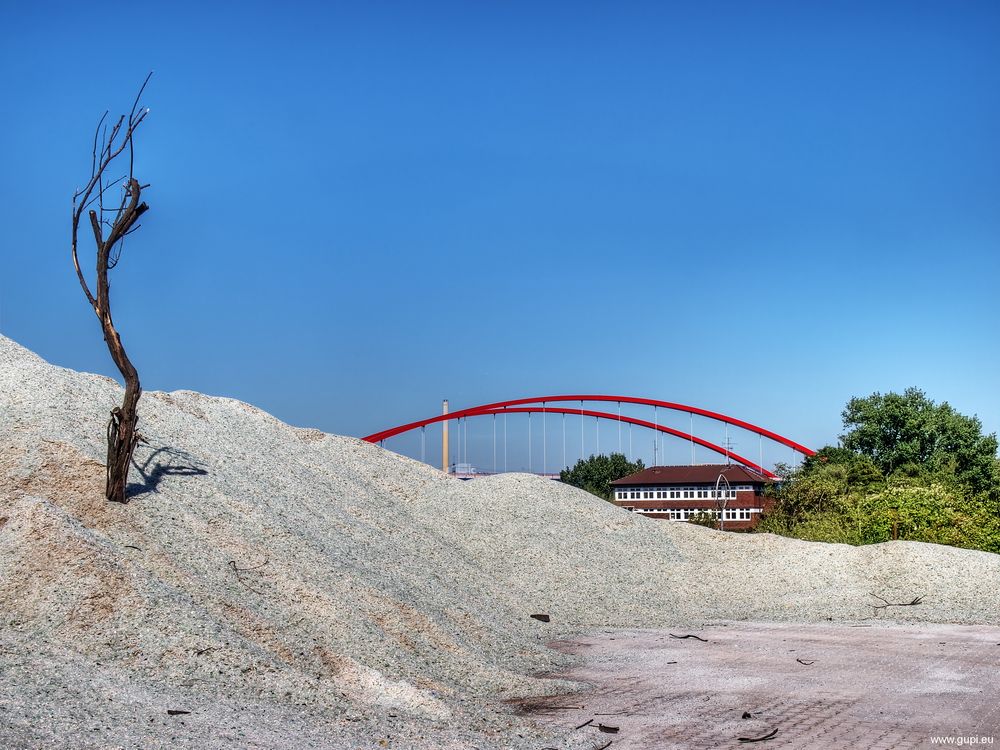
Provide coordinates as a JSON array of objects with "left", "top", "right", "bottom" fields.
[
  {"left": 368, "top": 406, "right": 783, "bottom": 477},
  {"left": 562, "top": 413, "right": 566, "bottom": 471},
  {"left": 542, "top": 404, "right": 547, "bottom": 474}
]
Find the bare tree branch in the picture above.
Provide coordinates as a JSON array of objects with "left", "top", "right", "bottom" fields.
[
  {"left": 89, "top": 111, "right": 108, "bottom": 183},
  {"left": 870, "top": 592, "right": 924, "bottom": 612},
  {"left": 81, "top": 175, "right": 127, "bottom": 212},
  {"left": 128, "top": 72, "right": 153, "bottom": 181}
]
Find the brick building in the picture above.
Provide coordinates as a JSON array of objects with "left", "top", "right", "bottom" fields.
[{"left": 610, "top": 464, "right": 773, "bottom": 530}]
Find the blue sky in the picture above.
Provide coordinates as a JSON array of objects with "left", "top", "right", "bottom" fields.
[{"left": 2, "top": 1, "right": 998, "bottom": 472}]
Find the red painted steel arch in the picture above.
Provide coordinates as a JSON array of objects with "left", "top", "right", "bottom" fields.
[{"left": 363, "top": 394, "right": 814, "bottom": 459}]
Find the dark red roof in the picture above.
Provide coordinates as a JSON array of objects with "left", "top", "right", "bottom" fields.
[{"left": 611, "top": 464, "right": 770, "bottom": 486}]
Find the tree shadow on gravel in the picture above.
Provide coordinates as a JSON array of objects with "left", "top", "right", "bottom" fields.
[{"left": 128, "top": 445, "right": 208, "bottom": 499}]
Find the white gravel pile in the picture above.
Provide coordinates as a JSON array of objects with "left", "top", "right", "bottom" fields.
[{"left": 2, "top": 334, "right": 998, "bottom": 749}]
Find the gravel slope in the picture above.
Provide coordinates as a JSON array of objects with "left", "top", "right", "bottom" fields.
[{"left": 1, "top": 334, "right": 998, "bottom": 749}]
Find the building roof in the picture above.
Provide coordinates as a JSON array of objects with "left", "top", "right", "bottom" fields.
[{"left": 610, "top": 464, "right": 770, "bottom": 486}]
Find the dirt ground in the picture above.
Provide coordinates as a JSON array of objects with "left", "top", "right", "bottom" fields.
[{"left": 517, "top": 622, "right": 1000, "bottom": 750}]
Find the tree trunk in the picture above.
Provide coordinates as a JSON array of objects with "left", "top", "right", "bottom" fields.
[{"left": 100, "top": 317, "right": 141, "bottom": 503}]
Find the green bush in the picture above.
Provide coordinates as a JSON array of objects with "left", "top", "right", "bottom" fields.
[
  {"left": 688, "top": 510, "right": 718, "bottom": 529},
  {"left": 786, "top": 512, "right": 861, "bottom": 545},
  {"left": 755, "top": 389, "right": 1000, "bottom": 554},
  {"left": 857, "top": 483, "right": 1000, "bottom": 552},
  {"left": 760, "top": 477, "right": 1000, "bottom": 554}
]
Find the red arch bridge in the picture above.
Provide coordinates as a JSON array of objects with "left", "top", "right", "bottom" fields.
[{"left": 363, "top": 395, "right": 815, "bottom": 479}]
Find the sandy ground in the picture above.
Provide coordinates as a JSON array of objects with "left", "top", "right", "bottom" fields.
[
  {"left": 516, "top": 623, "right": 1000, "bottom": 749},
  {"left": 4, "top": 334, "right": 1000, "bottom": 749}
]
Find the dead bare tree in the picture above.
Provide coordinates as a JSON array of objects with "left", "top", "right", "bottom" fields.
[{"left": 71, "top": 74, "right": 152, "bottom": 503}]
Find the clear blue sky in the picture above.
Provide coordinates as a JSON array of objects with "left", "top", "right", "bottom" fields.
[{"left": 2, "top": 1, "right": 998, "bottom": 472}]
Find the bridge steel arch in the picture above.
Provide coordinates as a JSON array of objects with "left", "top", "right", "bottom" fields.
[
  {"left": 464, "top": 395, "right": 814, "bottom": 456},
  {"left": 363, "top": 394, "right": 815, "bottom": 476}
]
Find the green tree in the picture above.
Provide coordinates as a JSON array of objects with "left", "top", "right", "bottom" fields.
[
  {"left": 560, "top": 453, "right": 644, "bottom": 500},
  {"left": 766, "top": 446, "right": 883, "bottom": 523},
  {"left": 841, "top": 388, "right": 998, "bottom": 494},
  {"left": 801, "top": 445, "right": 883, "bottom": 485}
]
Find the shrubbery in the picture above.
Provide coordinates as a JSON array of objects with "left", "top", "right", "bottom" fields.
[
  {"left": 758, "top": 390, "right": 1000, "bottom": 554},
  {"left": 688, "top": 510, "right": 719, "bottom": 528}
]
